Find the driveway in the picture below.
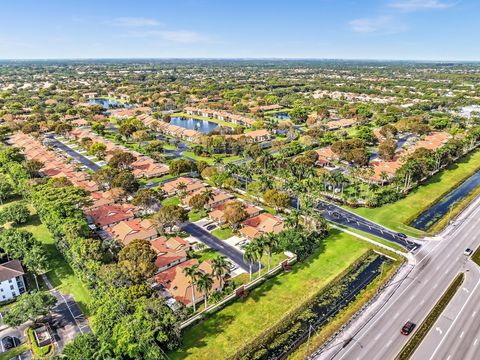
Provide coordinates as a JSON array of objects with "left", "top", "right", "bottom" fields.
[
  {"left": 181, "top": 222, "right": 261, "bottom": 272},
  {"left": 47, "top": 290, "right": 91, "bottom": 352},
  {"left": 45, "top": 135, "right": 100, "bottom": 171}
]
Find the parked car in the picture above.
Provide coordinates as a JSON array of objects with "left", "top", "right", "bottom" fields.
[
  {"left": 2, "top": 336, "right": 14, "bottom": 350},
  {"left": 236, "top": 239, "right": 249, "bottom": 247},
  {"left": 464, "top": 248, "right": 473, "bottom": 256},
  {"left": 401, "top": 321, "right": 416, "bottom": 335},
  {"left": 206, "top": 224, "right": 217, "bottom": 231}
]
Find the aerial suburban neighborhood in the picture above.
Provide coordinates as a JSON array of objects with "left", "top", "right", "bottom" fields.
[{"left": 0, "top": 1, "right": 480, "bottom": 359}]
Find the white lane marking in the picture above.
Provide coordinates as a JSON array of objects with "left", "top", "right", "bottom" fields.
[
  {"left": 463, "top": 287, "right": 470, "bottom": 293},
  {"left": 460, "top": 331, "right": 464, "bottom": 338},
  {"left": 436, "top": 327, "right": 443, "bottom": 335},
  {"left": 472, "top": 311, "right": 477, "bottom": 317},
  {"left": 386, "top": 339, "right": 393, "bottom": 347},
  {"left": 410, "top": 295, "right": 415, "bottom": 301},
  {"left": 474, "top": 338, "right": 478, "bottom": 346},
  {"left": 428, "top": 266, "right": 480, "bottom": 360}
]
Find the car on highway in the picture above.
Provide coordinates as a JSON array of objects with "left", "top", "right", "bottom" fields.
[
  {"left": 464, "top": 248, "right": 473, "bottom": 256},
  {"left": 206, "top": 224, "right": 217, "bottom": 231},
  {"left": 2, "top": 336, "right": 14, "bottom": 350},
  {"left": 401, "top": 321, "right": 416, "bottom": 335},
  {"left": 397, "top": 233, "right": 407, "bottom": 239}
]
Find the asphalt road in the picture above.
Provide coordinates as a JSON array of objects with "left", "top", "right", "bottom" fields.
[
  {"left": 313, "top": 194, "right": 480, "bottom": 360},
  {"left": 181, "top": 222, "right": 261, "bottom": 272},
  {"left": 45, "top": 135, "right": 101, "bottom": 171},
  {"left": 316, "top": 200, "right": 420, "bottom": 251}
]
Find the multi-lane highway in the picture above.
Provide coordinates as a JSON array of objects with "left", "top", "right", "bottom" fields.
[{"left": 313, "top": 194, "right": 480, "bottom": 360}]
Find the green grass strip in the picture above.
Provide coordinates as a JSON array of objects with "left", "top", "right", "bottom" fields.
[{"left": 396, "top": 273, "right": 464, "bottom": 360}]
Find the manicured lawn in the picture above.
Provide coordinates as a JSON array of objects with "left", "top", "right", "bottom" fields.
[
  {"left": 348, "top": 150, "right": 480, "bottom": 237},
  {"left": 162, "top": 196, "right": 181, "bottom": 206},
  {"left": 18, "top": 215, "right": 92, "bottom": 315},
  {"left": 221, "top": 155, "right": 242, "bottom": 164},
  {"left": 170, "top": 230, "right": 371, "bottom": 359},
  {"left": 163, "top": 144, "right": 178, "bottom": 151},
  {"left": 188, "top": 210, "right": 207, "bottom": 222},
  {"left": 194, "top": 248, "right": 219, "bottom": 262},
  {"left": 212, "top": 226, "right": 233, "bottom": 240},
  {"left": 181, "top": 151, "right": 215, "bottom": 164}
]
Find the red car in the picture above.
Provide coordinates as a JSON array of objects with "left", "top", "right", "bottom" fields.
[{"left": 401, "top": 321, "right": 416, "bottom": 335}]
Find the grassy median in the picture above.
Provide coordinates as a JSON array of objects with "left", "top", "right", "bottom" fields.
[{"left": 396, "top": 273, "right": 464, "bottom": 360}]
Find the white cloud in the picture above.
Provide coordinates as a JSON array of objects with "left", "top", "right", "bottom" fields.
[
  {"left": 109, "top": 17, "right": 161, "bottom": 27},
  {"left": 389, "top": 0, "right": 454, "bottom": 11},
  {"left": 349, "top": 16, "right": 406, "bottom": 34},
  {"left": 124, "top": 30, "right": 210, "bottom": 44}
]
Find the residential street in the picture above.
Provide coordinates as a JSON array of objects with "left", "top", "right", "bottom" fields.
[
  {"left": 181, "top": 221, "right": 261, "bottom": 272},
  {"left": 45, "top": 135, "right": 101, "bottom": 171}
]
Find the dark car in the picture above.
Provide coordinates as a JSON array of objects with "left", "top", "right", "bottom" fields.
[
  {"left": 397, "top": 233, "right": 408, "bottom": 239},
  {"left": 401, "top": 321, "right": 416, "bottom": 335},
  {"left": 2, "top": 336, "right": 14, "bottom": 350},
  {"left": 206, "top": 224, "right": 217, "bottom": 231}
]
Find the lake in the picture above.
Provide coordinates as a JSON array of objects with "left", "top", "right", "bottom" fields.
[
  {"left": 169, "top": 116, "right": 219, "bottom": 134},
  {"left": 410, "top": 170, "right": 480, "bottom": 231},
  {"left": 88, "top": 98, "right": 129, "bottom": 109}
]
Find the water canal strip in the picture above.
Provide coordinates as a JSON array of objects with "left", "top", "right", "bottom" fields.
[{"left": 410, "top": 170, "right": 480, "bottom": 232}]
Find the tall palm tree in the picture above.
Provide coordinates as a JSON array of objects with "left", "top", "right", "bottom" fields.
[
  {"left": 212, "top": 255, "right": 230, "bottom": 290},
  {"left": 176, "top": 182, "right": 188, "bottom": 199},
  {"left": 182, "top": 264, "right": 200, "bottom": 312},
  {"left": 196, "top": 272, "right": 214, "bottom": 308},
  {"left": 252, "top": 238, "right": 265, "bottom": 277},
  {"left": 243, "top": 243, "right": 257, "bottom": 281},
  {"left": 285, "top": 209, "right": 300, "bottom": 230},
  {"left": 262, "top": 233, "right": 279, "bottom": 272}
]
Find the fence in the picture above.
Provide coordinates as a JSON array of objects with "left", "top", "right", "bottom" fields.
[{"left": 180, "top": 254, "right": 298, "bottom": 330}]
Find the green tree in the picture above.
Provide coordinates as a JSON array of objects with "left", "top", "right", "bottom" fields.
[
  {"left": 211, "top": 256, "right": 230, "bottom": 290},
  {"left": 182, "top": 264, "right": 199, "bottom": 312},
  {"left": 196, "top": 272, "right": 214, "bottom": 308},
  {"left": 3, "top": 291, "right": 57, "bottom": 327},
  {"left": 118, "top": 239, "right": 157, "bottom": 285}
]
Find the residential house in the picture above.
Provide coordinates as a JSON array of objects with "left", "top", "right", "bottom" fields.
[
  {"left": 154, "top": 259, "right": 221, "bottom": 307},
  {"left": 239, "top": 213, "right": 284, "bottom": 239},
  {"left": 85, "top": 203, "right": 136, "bottom": 229},
  {"left": 151, "top": 236, "right": 190, "bottom": 272},
  {"left": 107, "top": 219, "right": 158, "bottom": 246},
  {"left": 0, "top": 260, "right": 26, "bottom": 301}
]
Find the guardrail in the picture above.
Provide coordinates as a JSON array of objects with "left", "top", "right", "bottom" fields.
[{"left": 180, "top": 254, "right": 298, "bottom": 329}]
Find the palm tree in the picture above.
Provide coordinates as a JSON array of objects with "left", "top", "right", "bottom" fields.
[
  {"left": 212, "top": 256, "right": 230, "bottom": 290},
  {"left": 285, "top": 209, "right": 300, "bottom": 230},
  {"left": 196, "top": 272, "right": 214, "bottom": 308},
  {"left": 262, "top": 233, "right": 279, "bottom": 272},
  {"left": 243, "top": 243, "right": 257, "bottom": 281},
  {"left": 252, "top": 238, "right": 264, "bottom": 277},
  {"left": 202, "top": 188, "right": 215, "bottom": 208},
  {"left": 177, "top": 182, "right": 188, "bottom": 199},
  {"left": 182, "top": 264, "right": 200, "bottom": 312}
]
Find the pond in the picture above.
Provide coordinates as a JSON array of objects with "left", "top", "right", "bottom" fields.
[
  {"left": 273, "top": 111, "right": 290, "bottom": 120},
  {"left": 410, "top": 170, "right": 480, "bottom": 231},
  {"left": 88, "top": 98, "right": 129, "bottom": 109},
  {"left": 169, "top": 116, "right": 220, "bottom": 134}
]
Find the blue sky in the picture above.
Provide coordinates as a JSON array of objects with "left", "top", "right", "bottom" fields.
[{"left": 1, "top": 0, "right": 479, "bottom": 60}]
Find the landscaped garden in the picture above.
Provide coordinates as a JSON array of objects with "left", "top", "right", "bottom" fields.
[{"left": 170, "top": 230, "right": 372, "bottom": 359}]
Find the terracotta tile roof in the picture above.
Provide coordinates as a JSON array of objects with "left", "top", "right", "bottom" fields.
[
  {"left": 85, "top": 203, "right": 136, "bottom": 228},
  {"left": 107, "top": 219, "right": 157, "bottom": 246}
]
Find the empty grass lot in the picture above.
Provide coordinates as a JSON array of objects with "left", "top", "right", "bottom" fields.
[
  {"left": 170, "top": 229, "right": 371, "bottom": 359},
  {"left": 349, "top": 150, "right": 480, "bottom": 237}
]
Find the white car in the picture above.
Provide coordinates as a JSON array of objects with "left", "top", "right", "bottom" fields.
[{"left": 464, "top": 248, "right": 473, "bottom": 256}]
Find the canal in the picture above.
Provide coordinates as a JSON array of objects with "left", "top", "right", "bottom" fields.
[{"left": 410, "top": 170, "right": 480, "bottom": 231}]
